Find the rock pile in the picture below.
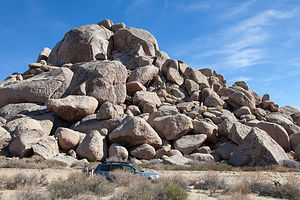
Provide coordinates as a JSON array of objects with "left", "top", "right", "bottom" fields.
[{"left": 0, "top": 19, "right": 299, "bottom": 167}]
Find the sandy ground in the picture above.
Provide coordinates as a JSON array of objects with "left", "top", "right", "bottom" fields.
[{"left": 0, "top": 168, "right": 299, "bottom": 200}]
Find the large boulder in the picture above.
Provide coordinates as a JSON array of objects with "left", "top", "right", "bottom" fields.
[
  {"left": 295, "top": 145, "right": 300, "bottom": 161},
  {"left": 183, "top": 67, "right": 209, "bottom": 89},
  {"left": 0, "top": 127, "right": 11, "bottom": 150},
  {"left": 162, "top": 59, "right": 184, "bottom": 85},
  {"left": 37, "top": 47, "right": 51, "bottom": 63},
  {"left": 5, "top": 117, "right": 48, "bottom": 138},
  {"left": 187, "top": 153, "right": 215, "bottom": 162},
  {"left": 0, "top": 103, "right": 44, "bottom": 120},
  {"left": 127, "top": 65, "right": 159, "bottom": 85},
  {"left": 148, "top": 111, "right": 193, "bottom": 140},
  {"left": 9, "top": 130, "right": 45, "bottom": 157},
  {"left": 32, "top": 136, "right": 59, "bottom": 159},
  {"left": 133, "top": 91, "right": 161, "bottom": 106},
  {"left": 228, "top": 122, "right": 252, "bottom": 144},
  {"left": 266, "top": 114, "right": 300, "bottom": 135},
  {"left": 108, "top": 143, "right": 128, "bottom": 161},
  {"left": 109, "top": 116, "right": 162, "bottom": 147},
  {"left": 229, "top": 127, "right": 289, "bottom": 166},
  {"left": 48, "top": 24, "right": 113, "bottom": 66},
  {"left": 55, "top": 127, "right": 82, "bottom": 151},
  {"left": 130, "top": 144, "right": 156, "bottom": 160},
  {"left": 215, "top": 141, "right": 238, "bottom": 160},
  {"left": 96, "top": 101, "right": 123, "bottom": 120},
  {"left": 72, "top": 115, "right": 125, "bottom": 134},
  {"left": 174, "top": 134, "right": 207, "bottom": 155},
  {"left": 126, "top": 81, "right": 146, "bottom": 96},
  {"left": 290, "top": 133, "right": 300, "bottom": 151},
  {"left": 46, "top": 95, "right": 98, "bottom": 122},
  {"left": 66, "top": 60, "right": 127, "bottom": 104},
  {"left": 192, "top": 120, "right": 216, "bottom": 138},
  {"left": 114, "top": 27, "right": 159, "bottom": 56},
  {"left": 251, "top": 121, "right": 290, "bottom": 151},
  {"left": 0, "top": 67, "right": 73, "bottom": 107},
  {"left": 162, "top": 155, "right": 193, "bottom": 166},
  {"left": 76, "top": 130, "right": 107, "bottom": 162},
  {"left": 204, "top": 93, "right": 225, "bottom": 107}
]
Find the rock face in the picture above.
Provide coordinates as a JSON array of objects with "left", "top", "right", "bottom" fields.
[
  {"left": 76, "top": 130, "right": 107, "bottom": 162},
  {"left": 174, "top": 134, "right": 207, "bottom": 155},
  {"left": 0, "top": 68, "right": 73, "bottom": 107},
  {"left": 109, "top": 116, "right": 162, "bottom": 147},
  {"left": 46, "top": 95, "right": 98, "bottom": 122},
  {"left": 48, "top": 24, "right": 113, "bottom": 66},
  {"left": 229, "top": 127, "right": 289, "bottom": 166},
  {"left": 0, "top": 19, "right": 299, "bottom": 166}
]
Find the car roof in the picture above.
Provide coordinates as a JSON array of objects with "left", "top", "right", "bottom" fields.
[{"left": 99, "top": 162, "right": 133, "bottom": 166}]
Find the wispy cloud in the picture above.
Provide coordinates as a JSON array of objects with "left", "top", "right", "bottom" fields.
[
  {"left": 183, "top": 2, "right": 211, "bottom": 12},
  {"left": 174, "top": 6, "right": 297, "bottom": 70},
  {"left": 125, "top": 0, "right": 153, "bottom": 17},
  {"left": 221, "top": 0, "right": 257, "bottom": 19}
]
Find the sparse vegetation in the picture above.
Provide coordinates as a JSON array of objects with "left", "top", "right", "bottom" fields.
[
  {"left": 48, "top": 172, "right": 114, "bottom": 199},
  {"left": 137, "top": 162, "right": 300, "bottom": 172},
  {"left": 0, "top": 173, "right": 47, "bottom": 190},
  {"left": 192, "top": 171, "right": 226, "bottom": 196},
  {"left": 0, "top": 156, "right": 67, "bottom": 169}
]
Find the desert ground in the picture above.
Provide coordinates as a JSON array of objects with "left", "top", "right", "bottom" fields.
[{"left": 0, "top": 166, "right": 299, "bottom": 200}]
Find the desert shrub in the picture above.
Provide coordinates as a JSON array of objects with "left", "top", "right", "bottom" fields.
[
  {"left": 193, "top": 172, "right": 226, "bottom": 196},
  {"left": 241, "top": 173, "right": 300, "bottom": 200},
  {"left": 15, "top": 188, "right": 50, "bottom": 200},
  {"left": 0, "top": 157, "right": 67, "bottom": 169},
  {"left": 109, "top": 169, "right": 148, "bottom": 187},
  {"left": 111, "top": 176, "right": 188, "bottom": 200},
  {"left": 48, "top": 172, "right": 114, "bottom": 199},
  {"left": 0, "top": 173, "right": 47, "bottom": 190},
  {"left": 137, "top": 162, "right": 300, "bottom": 172}
]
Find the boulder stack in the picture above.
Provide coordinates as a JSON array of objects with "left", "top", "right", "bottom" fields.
[{"left": 0, "top": 19, "right": 299, "bottom": 166}]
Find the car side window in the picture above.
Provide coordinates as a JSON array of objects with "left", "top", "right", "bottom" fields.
[
  {"left": 123, "top": 165, "right": 135, "bottom": 173},
  {"left": 100, "top": 165, "right": 110, "bottom": 171},
  {"left": 110, "top": 165, "right": 122, "bottom": 171}
]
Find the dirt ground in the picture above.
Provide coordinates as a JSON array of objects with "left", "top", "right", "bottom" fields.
[{"left": 0, "top": 167, "right": 299, "bottom": 200}]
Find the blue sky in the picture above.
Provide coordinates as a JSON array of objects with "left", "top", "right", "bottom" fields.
[{"left": 1, "top": 0, "right": 300, "bottom": 108}]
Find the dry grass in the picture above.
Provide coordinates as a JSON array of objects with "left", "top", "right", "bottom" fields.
[
  {"left": 0, "top": 156, "right": 67, "bottom": 169},
  {"left": 0, "top": 173, "right": 47, "bottom": 190},
  {"left": 15, "top": 188, "right": 50, "bottom": 200},
  {"left": 223, "top": 173, "right": 300, "bottom": 200},
  {"left": 138, "top": 162, "right": 300, "bottom": 172},
  {"left": 192, "top": 171, "right": 226, "bottom": 196},
  {"left": 48, "top": 172, "right": 114, "bottom": 199},
  {"left": 110, "top": 173, "right": 188, "bottom": 200}
]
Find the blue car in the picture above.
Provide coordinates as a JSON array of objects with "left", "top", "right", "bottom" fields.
[{"left": 93, "top": 162, "right": 160, "bottom": 180}]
